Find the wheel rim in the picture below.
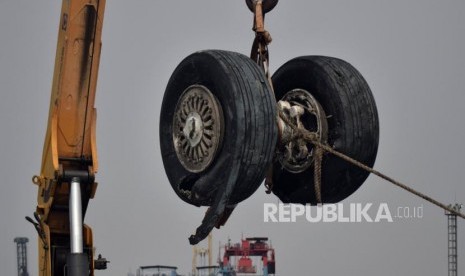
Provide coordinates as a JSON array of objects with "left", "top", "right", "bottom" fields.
[
  {"left": 276, "top": 89, "right": 328, "bottom": 173},
  {"left": 173, "top": 85, "right": 224, "bottom": 173}
]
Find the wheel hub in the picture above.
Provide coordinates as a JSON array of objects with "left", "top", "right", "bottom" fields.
[
  {"left": 173, "top": 85, "right": 223, "bottom": 173},
  {"left": 183, "top": 112, "right": 204, "bottom": 147},
  {"left": 277, "top": 89, "right": 328, "bottom": 173}
]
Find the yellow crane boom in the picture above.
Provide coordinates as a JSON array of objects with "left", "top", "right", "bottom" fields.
[{"left": 28, "top": 0, "right": 107, "bottom": 275}]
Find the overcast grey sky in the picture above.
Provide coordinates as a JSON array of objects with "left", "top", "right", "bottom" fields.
[{"left": 1, "top": 1, "right": 464, "bottom": 275}]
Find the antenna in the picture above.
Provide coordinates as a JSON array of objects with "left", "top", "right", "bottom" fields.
[
  {"left": 13, "top": 237, "right": 29, "bottom": 276},
  {"left": 446, "top": 203, "right": 462, "bottom": 276}
]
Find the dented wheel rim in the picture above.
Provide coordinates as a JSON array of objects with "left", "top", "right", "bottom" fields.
[
  {"left": 277, "top": 89, "right": 328, "bottom": 173},
  {"left": 173, "top": 85, "right": 224, "bottom": 173}
]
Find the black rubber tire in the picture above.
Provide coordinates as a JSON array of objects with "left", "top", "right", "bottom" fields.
[
  {"left": 271, "top": 56, "right": 379, "bottom": 204},
  {"left": 246, "top": 0, "right": 279, "bottom": 14},
  {"left": 160, "top": 50, "right": 278, "bottom": 206}
]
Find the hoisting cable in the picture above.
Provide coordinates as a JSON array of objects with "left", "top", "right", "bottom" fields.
[
  {"left": 313, "top": 146, "right": 323, "bottom": 204},
  {"left": 250, "top": 1, "right": 273, "bottom": 83},
  {"left": 277, "top": 108, "right": 465, "bottom": 220},
  {"left": 250, "top": 1, "right": 324, "bottom": 204},
  {"left": 250, "top": 1, "right": 278, "bottom": 197}
]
